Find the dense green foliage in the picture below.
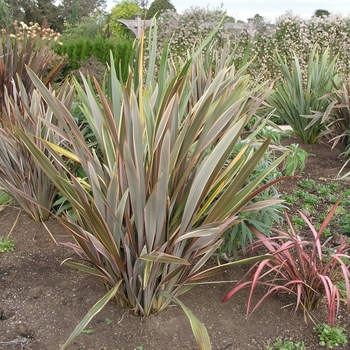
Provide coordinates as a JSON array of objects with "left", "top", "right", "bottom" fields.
[
  {"left": 61, "top": 10, "right": 107, "bottom": 41},
  {"left": 56, "top": 35, "right": 133, "bottom": 82},
  {"left": 0, "top": 0, "right": 12, "bottom": 29},
  {"left": 4, "top": 0, "right": 106, "bottom": 32},
  {"left": 5, "top": 0, "right": 63, "bottom": 31},
  {"left": 314, "top": 9, "right": 330, "bottom": 18}
]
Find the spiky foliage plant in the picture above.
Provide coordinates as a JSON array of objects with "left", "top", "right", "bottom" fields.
[
  {"left": 310, "top": 82, "right": 350, "bottom": 178},
  {"left": 20, "top": 20, "right": 287, "bottom": 348},
  {"left": 0, "top": 77, "right": 75, "bottom": 221},
  {"left": 222, "top": 197, "right": 350, "bottom": 326},
  {"left": 323, "top": 83, "right": 350, "bottom": 155},
  {"left": 268, "top": 44, "right": 340, "bottom": 144}
]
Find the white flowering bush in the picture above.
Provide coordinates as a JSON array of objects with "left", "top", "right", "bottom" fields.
[
  {"left": 155, "top": 10, "right": 350, "bottom": 86},
  {"left": 233, "top": 11, "right": 350, "bottom": 85},
  {"left": 154, "top": 6, "right": 232, "bottom": 62}
]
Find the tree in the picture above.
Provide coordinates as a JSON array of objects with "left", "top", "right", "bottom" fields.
[
  {"left": 61, "top": 10, "right": 107, "bottom": 40},
  {"left": 314, "top": 9, "right": 330, "bottom": 17},
  {"left": 146, "top": 0, "right": 175, "bottom": 19},
  {"left": 5, "top": 0, "right": 34, "bottom": 23},
  {"left": 107, "top": 0, "right": 141, "bottom": 39},
  {"left": 5, "top": 0, "right": 63, "bottom": 31},
  {"left": 37, "top": 0, "right": 63, "bottom": 30},
  {"left": 58, "top": 0, "right": 107, "bottom": 24},
  {"left": 136, "top": 0, "right": 148, "bottom": 12},
  {"left": 0, "top": 0, "right": 12, "bottom": 29},
  {"left": 252, "top": 13, "right": 265, "bottom": 24}
]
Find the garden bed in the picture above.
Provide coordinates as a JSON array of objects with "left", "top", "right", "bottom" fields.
[{"left": 0, "top": 138, "right": 349, "bottom": 350}]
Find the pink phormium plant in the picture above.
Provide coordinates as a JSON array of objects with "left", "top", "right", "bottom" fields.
[{"left": 222, "top": 197, "right": 350, "bottom": 325}]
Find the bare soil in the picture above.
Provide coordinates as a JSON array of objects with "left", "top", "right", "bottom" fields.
[{"left": 1, "top": 137, "right": 350, "bottom": 350}]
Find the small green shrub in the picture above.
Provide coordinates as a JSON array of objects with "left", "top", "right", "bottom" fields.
[
  {"left": 282, "top": 144, "right": 310, "bottom": 175},
  {"left": 298, "top": 179, "right": 316, "bottom": 190},
  {"left": 294, "top": 189, "right": 309, "bottom": 200},
  {"left": 266, "top": 337, "right": 306, "bottom": 350},
  {"left": 283, "top": 194, "right": 298, "bottom": 205},
  {"left": 328, "top": 182, "right": 340, "bottom": 191},
  {"left": 72, "top": 38, "right": 84, "bottom": 69},
  {"left": 315, "top": 323, "right": 348, "bottom": 349},
  {"left": 301, "top": 203, "right": 315, "bottom": 215},
  {"left": 0, "top": 237, "right": 15, "bottom": 252},
  {"left": 292, "top": 216, "right": 307, "bottom": 227},
  {"left": 340, "top": 214, "right": 350, "bottom": 235},
  {"left": 304, "top": 194, "right": 320, "bottom": 206},
  {"left": 341, "top": 194, "right": 350, "bottom": 207},
  {"left": 113, "top": 36, "right": 134, "bottom": 82},
  {"left": 316, "top": 225, "right": 331, "bottom": 237},
  {"left": 316, "top": 185, "right": 331, "bottom": 197}
]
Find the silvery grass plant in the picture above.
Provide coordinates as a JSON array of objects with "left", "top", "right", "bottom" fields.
[
  {"left": 0, "top": 76, "right": 75, "bottom": 221},
  {"left": 20, "top": 20, "right": 288, "bottom": 349},
  {"left": 268, "top": 44, "right": 340, "bottom": 143}
]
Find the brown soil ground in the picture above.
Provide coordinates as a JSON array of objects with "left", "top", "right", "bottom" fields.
[{"left": 1, "top": 137, "right": 350, "bottom": 350}]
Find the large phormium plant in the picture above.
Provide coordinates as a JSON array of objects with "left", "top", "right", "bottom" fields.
[{"left": 21, "top": 21, "right": 288, "bottom": 349}]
